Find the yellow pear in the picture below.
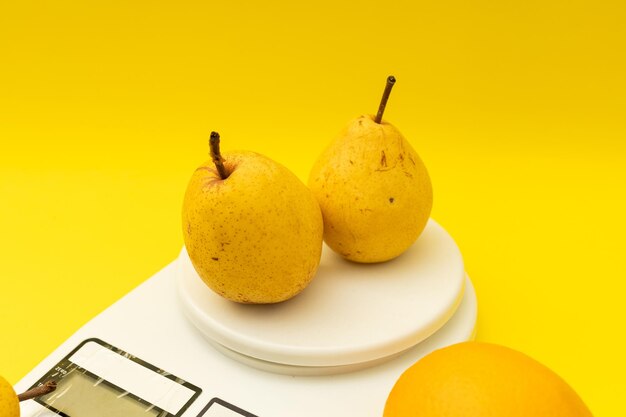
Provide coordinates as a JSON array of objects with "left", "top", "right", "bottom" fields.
[
  {"left": 0, "top": 376, "right": 57, "bottom": 417},
  {"left": 309, "top": 76, "right": 433, "bottom": 263},
  {"left": 0, "top": 376, "right": 18, "bottom": 417},
  {"left": 182, "top": 132, "right": 323, "bottom": 303}
]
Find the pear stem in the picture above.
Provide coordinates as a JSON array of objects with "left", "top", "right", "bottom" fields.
[
  {"left": 375, "top": 75, "right": 396, "bottom": 124},
  {"left": 209, "top": 131, "right": 229, "bottom": 180},
  {"left": 18, "top": 380, "right": 57, "bottom": 402}
]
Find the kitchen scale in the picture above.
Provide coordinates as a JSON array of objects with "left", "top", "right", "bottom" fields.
[{"left": 15, "top": 219, "right": 477, "bottom": 417}]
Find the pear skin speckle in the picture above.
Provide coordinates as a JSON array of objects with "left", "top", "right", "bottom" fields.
[{"left": 183, "top": 151, "right": 323, "bottom": 303}]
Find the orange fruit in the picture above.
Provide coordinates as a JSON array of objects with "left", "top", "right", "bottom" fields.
[
  {"left": 0, "top": 375, "right": 19, "bottom": 417},
  {"left": 384, "top": 341, "right": 592, "bottom": 417}
]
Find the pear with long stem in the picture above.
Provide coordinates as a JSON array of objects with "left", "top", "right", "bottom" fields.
[
  {"left": 1, "top": 375, "right": 57, "bottom": 417},
  {"left": 309, "top": 76, "right": 433, "bottom": 263}
]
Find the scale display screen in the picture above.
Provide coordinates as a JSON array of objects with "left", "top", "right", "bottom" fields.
[
  {"left": 42, "top": 370, "right": 163, "bottom": 417},
  {"left": 29, "top": 338, "right": 202, "bottom": 417}
]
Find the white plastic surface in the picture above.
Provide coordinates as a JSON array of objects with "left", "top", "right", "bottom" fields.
[{"left": 177, "top": 219, "right": 465, "bottom": 370}]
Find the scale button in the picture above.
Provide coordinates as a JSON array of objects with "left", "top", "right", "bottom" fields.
[{"left": 197, "top": 398, "right": 257, "bottom": 417}]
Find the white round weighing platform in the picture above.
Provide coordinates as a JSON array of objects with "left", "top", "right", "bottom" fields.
[{"left": 177, "top": 220, "right": 477, "bottom": 375}]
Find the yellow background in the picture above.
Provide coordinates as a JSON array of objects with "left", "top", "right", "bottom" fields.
[{"left": 1, "top": 0, "right": 624, "bottom": 414}]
